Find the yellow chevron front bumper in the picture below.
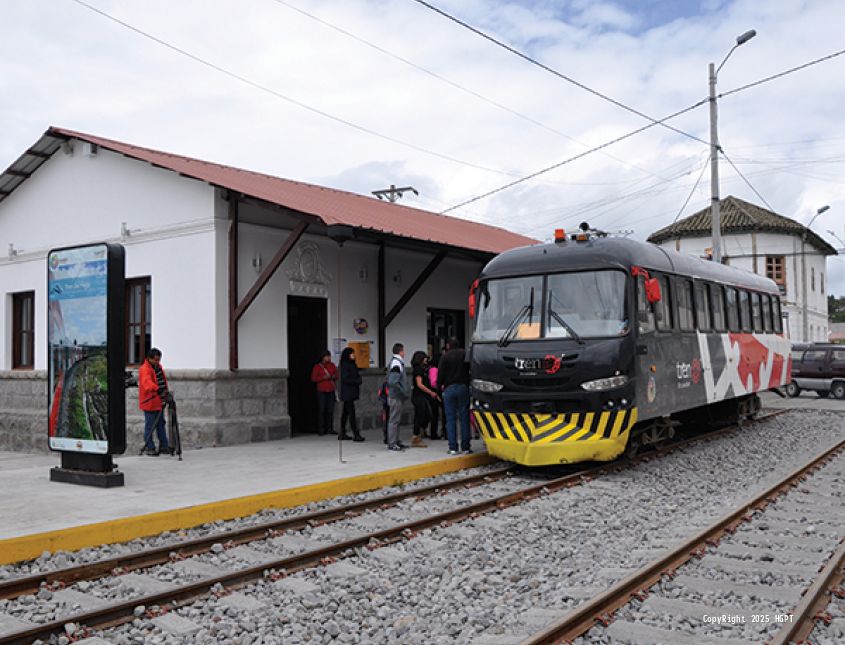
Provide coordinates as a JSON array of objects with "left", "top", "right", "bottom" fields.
[{"left": 472, "top": 408, "right": 637, "bottom": 466}]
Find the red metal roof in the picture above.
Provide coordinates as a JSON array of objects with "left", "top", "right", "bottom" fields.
[{"left": 40, "top": 127, "right": 536, "bottom": 255}]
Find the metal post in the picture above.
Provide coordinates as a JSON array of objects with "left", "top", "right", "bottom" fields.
[
  {"left": 801, "top": 235, "right": 808, "bottom": 342},
  {"left": 709, "top": 62, "right": 722, "bottom": 264}
]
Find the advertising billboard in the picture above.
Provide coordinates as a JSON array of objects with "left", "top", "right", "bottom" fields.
[{"left": 47, "top": 243, "right": 125, "bottom": 454}]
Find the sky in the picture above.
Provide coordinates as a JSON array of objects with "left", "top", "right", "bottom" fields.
[{"left": 2, "top": 0, "right": 845, "bottom": 292}]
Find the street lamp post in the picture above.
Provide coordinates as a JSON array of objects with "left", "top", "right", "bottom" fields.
[
  {"left": 710, "top": 29, "right": 756, "bottom": 264},
  {"left": 802, "top": 205, "right": 830, "bottom": 342}
]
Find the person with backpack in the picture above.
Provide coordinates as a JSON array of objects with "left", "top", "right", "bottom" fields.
[
  {"left": 310, "top": 350, "right": 338, "bottom": 436},
  {"left": 386, "top": 343, "right": 409, "bottom": 451},
  {"left": 338, "top": 347, "right": 364, "bottom": 442}
]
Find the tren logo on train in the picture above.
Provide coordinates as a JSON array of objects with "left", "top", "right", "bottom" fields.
[
  {"left": 675, "top": 357, "right": 702, "bottom": 388},
  {"left": 513, "top": 354, "right": 564, "bottom": 374}
]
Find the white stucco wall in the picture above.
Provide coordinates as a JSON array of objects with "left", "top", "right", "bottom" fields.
[
  {"left": 660, "top": 231, "right": 830, "bottom": 342},
  {"left": 231, "top": 220, "right": 480, "bottom": 370},
  {"left": 0, "top": 146, "right": 218, "bottom": 369},
  {"left": 1, "top": 144, "right": 485, "bottom": 373}
]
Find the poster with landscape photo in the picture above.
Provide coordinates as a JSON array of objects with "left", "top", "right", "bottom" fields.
[{"left": 47, "top": 244, "right": 110, "bottom": 454}]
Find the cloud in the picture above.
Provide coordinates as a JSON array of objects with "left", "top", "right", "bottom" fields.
[{"left": 1, "top": 0, "right": 844, "bottom": 292}]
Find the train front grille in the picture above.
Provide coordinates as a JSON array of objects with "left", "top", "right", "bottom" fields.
[{"left": 472, "top": 409, "right": 637, "bottom": 444}]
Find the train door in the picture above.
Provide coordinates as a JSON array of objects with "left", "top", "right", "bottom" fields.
[{"left": 635, "top": 274, "right": 664, "bottom": 418}]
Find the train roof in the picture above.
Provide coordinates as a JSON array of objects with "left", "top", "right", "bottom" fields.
[{"left": 479, "top": 236, "right": 779, "bottom": 293}]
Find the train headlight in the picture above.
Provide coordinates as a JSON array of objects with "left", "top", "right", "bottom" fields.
[
  {"left": 580, "top": 375, "right": 628, "bottom": 391},
  {"left": 471, "top": 379, "right": 503, "bottom": 393}
]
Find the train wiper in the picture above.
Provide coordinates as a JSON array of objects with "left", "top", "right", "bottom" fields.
[
  {"left": 498, "top": 287, "right": 534, "bottom": 347},
  {"left": 547, "top": 291, "right": 584, "bottom": 344}
]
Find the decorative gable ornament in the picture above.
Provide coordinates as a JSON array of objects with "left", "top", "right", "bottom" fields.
[{"left": 287, "top": 241, "right": 332, "bottom": 296}]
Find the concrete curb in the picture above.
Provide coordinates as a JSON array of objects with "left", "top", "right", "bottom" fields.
[{"left": 0, "top": 452, "right": 496, "bottom": 565}]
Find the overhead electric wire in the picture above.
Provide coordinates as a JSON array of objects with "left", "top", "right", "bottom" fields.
[
  {"left": 267, "top": 0, "right": 677, "bottom": 184},
  {"left": 411, "top": 0, "right": 709, "bottom": 146},
  {"left": 441, "top": 99, "right": 708, "bottom": 214},
  {"left": 672, "top": 154, "right": 710, "bottom": 223},
  {"left": 720, "top": 48, "right": 845, "bottom": 99},
  {"left": 521, "top": 154, "right": 708, "bottom": 233},
  {"left": 66, "top": 0, "right": 549, "bottom": 180},
  {"left": 721, "top": 150, "right": 776, "bottom": 212}
]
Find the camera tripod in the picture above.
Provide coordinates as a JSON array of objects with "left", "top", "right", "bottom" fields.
[{"left": 139, "top": 394, "right": 183, "bottom": 461}]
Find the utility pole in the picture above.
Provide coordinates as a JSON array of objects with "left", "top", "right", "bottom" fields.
[
  {"left": 802, "top": 205, "right": 830, "bottom": 342},
  {"left": 709, "top": 29, "right": 756, "bottom": 264},
  {"left": 372, "top": 185, "right": 418, "bottom": 203},
  {"left": 709, "top": 62, "right": 722, "bottom": 264}
]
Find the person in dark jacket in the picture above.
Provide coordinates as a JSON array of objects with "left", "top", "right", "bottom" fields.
[
  {"left": 339, "top": 347, "right": 364, "bottom": 442},
  {"left": 438, "top": 337, "right": 471, "bottom": 455},
  {"left": 410, "top": 351, "right": 438, "bottom": 447},
  {"left": 310, "top": 350, "right": 338, "bottom": 436}
]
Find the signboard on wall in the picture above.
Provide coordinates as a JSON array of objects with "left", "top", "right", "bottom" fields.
[{"left": 47, "top": 243, "right": 126, "bottom": 455}]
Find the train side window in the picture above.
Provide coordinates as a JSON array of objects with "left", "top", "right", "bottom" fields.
[
  {"left": 725, "top": 287, "right": 739, "bottom": 331},
  {"left": 676, "top": 279, "right": 694, "bottom": 331},
  {"left": 655, "top": 275, "right": 673, "bottom": 331},
  {"left": 750, "top": 293, "right": 763, "bottom": 332},
  {"left": 761, "top": 294, "right": 773, "bottom": 332},
  {"left": 694, "top": 282, "right": 711, "bottom": 331},
  {"left": 636, "top": 276, "right": 655, "bottom": 333},
  {"left": 710, "top": 285, "right": 725, "bottom": 331},
  {"left": 738, "top": 290, "right": 752, "bottom": 331},
  {"left": 772, "top": 296, "right": 783, "bottom": 333}
]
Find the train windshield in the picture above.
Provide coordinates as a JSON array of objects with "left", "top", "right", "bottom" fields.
[{"left": 473, "top": 270, "right": 627, "bottom": 342}]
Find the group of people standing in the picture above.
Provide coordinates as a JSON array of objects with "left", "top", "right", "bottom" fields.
[
  {"left": 310, "top": 337, "right": 472, "bottom": 455},
  {"left": 310, "top": 347, "right": 365, "bottom": 441}
]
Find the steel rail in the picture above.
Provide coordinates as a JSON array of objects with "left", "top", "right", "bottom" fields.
[
  {"left": 768, "top": 539, "right": 845, "bottom": 645},
  {"left": 0, "top": 465, "right": 515, "bottom": 600},
  {"left": 519, "top": 435, "right": 845, "bottom": 645},
  {"left": 0, "top": 410, "right": 786, "bottom": 601},
  {"left": 0, "top": 410, "right": 787, "bottom": 644}
]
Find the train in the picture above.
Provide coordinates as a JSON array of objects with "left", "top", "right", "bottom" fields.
[{"left": 468, "top": 226, "right": 791, "bottom": 466}]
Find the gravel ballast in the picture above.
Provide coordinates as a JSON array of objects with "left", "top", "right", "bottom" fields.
[{"left": 2, "top": 409, "right": 842, "bottom": 645}]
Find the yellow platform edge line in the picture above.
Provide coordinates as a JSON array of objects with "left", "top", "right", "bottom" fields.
[{"left": 0, "top": 452, "right": 495, "bottom": 566}]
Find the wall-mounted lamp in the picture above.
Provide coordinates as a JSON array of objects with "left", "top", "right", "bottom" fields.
[
  {"left": 61, "top": 140, "right": 74, "bottom": 155},
  {"left": 8, "top": 243, "right": 19, "bottom": 259},
  {"left": 120, "top": 222, "right": 142, "bottom": 241},
  {"left": 392, "top": 270, "right": 402, "bottom": 287},
  {"left": 252, "top": 253, "right": 263, "bottom": 273},
  {"left": 359, "top": 265, "right": 369, "bottom": 283}
]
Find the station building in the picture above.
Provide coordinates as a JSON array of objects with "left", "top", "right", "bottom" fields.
[
  {"left": 0, "top": 127, "right": 534, "bottom": 453},
  {"left": 648, "top": 196, "right": 836, "bottom": 343}
]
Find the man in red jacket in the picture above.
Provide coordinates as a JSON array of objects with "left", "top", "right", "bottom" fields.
[
  {"left": 310, "top": 350, "right": 338, "bottom": 435},
  {"left": 139, "top": 347, "right": 170, "bottom": 456}
]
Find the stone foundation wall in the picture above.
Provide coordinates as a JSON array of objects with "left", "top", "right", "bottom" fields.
[
  {"left": 0, "top": 371, "right": 47, "bottom": 453},
  {"left": 0, "top": 369, "right": 290, "bottom": 454},
  {"left": 349, "top": 369, "right": 414, "bottom": 434},
  {"left": 0, "top": 367, "right": 425, "bottom": 454}
]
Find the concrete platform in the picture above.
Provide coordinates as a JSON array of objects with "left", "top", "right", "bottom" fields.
[{"left": 0, "top": 429, "right": 491, "bottom": 565}]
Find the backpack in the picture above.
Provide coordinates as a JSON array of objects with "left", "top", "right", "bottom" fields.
[{"left": 377, "top": 381, "right": 389, "bottom": 406}]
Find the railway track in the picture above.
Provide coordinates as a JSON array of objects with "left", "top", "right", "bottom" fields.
[
  {"left": 520, "top": 435, "right": 845, "bottom": 645},
  {"left": 0, "top": 410, "right": 788, "bottom": 644}
]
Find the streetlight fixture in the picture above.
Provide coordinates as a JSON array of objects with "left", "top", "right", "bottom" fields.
[
  {"left": 802, "top": 205, "right": 830, "bottom": 342},
  {"left": 709, "top": 29, "right": 757, "bottom": 264}
]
